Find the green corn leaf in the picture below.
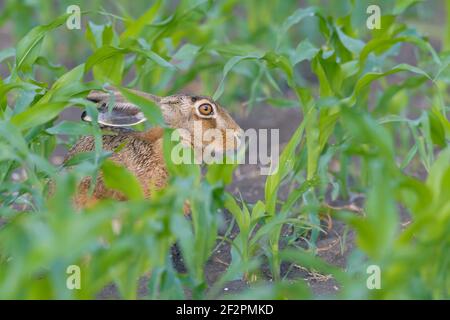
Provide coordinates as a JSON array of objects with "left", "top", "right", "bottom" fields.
[
  {"left": 11, "top": 101, "right": 68, "bottom": 130},
  {"left": 46, "top": 121, "right": 93, "bottom": 136},
  {"left": 119, "top": 0, "right": 162, "bottom": 42},
  {"left": 213, "top": 53, "right": 263, "bottom": 100},
  {"left": 101, "top": 160, "right": 144, "bottom": 200},
  {"left": 16, "top": 13, "right": 69, "bottom": 72},
  {"left": 276, "top": 7, "right": 322, "bottom": 50},
  {"left": 290, "top": 40, "right": 319, "bottom": 66},
  {"left": 117, "top": 86, "right": 164, "bottom": 126}
]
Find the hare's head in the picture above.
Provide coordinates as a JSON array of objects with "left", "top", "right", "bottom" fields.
[
  {"left": 85, "top": 88, "right": 243, "bottom": 155},
  {"left": 157, "top": 94, "right": 242, "bottom": 154}
]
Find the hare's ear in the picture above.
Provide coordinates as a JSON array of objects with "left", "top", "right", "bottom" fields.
[
  {"left": 87, "top": 88, "right": 125, "bottom": 103},
  {"left": 82, "top": 102, "right": 146, "bottom": 127},
  {"left": 87, "top": 87, "right": 161, "bottom": 104}
]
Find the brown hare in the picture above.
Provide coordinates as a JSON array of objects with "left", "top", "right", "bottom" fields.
[{"left": 64, "top": 87, "right": 242, "bottom": 208}]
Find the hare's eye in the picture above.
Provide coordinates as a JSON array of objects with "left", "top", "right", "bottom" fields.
[{"left": 198, "top": 103, "right": 213, "bottom": 116}]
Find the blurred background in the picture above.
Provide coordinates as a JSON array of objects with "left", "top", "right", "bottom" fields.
[{"left": 0, "top": 0, "right": 447, "bottom": 101}]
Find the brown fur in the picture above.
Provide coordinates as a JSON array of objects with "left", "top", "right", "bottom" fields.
[{"left": 65, "top": 128, "right": 166, "bottom": 208}]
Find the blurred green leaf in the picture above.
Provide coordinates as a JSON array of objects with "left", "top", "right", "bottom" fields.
[
  {"left": 11, "top": 101, "right": 68, "bottom": 130},
  {"left": 46, "top": 121, "right": 93, "bottom": 136},
  {"left": 16, "top": 13, "right": 69, "bottom": 72},
  {"left": 290, "top": 40, "right": 319, "bottom": 65}
]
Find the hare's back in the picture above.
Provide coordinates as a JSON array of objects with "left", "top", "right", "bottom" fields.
[{"left": 64, "top": 133, "right": 134, "bottom": 163}]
